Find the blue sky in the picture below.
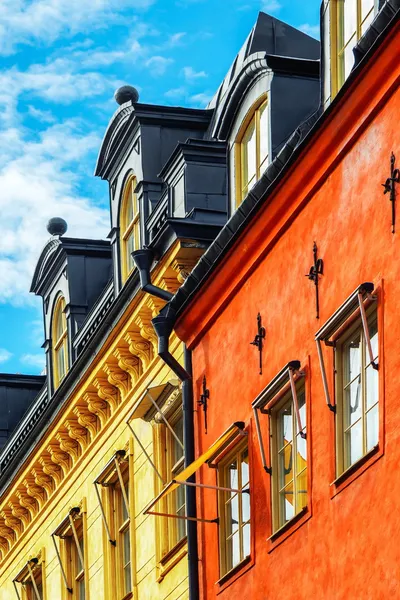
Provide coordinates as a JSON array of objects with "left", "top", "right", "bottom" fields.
[{"left": 0, "top": 0, "right": 320, "bottom": 374}]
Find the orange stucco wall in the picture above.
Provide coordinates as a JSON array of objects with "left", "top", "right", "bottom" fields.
[{"left": 176, "top": 22, "right": 400, "bottom": 600}]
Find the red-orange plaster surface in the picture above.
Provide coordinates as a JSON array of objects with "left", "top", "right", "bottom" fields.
[{"left": 177, "top": 23, "right": 400, "bottom": 600}]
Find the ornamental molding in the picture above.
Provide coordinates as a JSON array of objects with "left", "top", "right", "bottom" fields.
[{"left": 0, "top": 242, "right": 201, "bottom": 561}]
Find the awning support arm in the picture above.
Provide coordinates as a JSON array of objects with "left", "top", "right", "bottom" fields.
[
  {"left": 147, "top": 390, "right": 184, "bottom": 451},
  {"left": 12, "top": 581, "right": 21, "bottom": 600},
  {"left": 357, "top": 293, "right": 378, "bottom": 370},
  {"left": 289, "top": 368, "right": 306, "bottom": 439},
  {"left": 253, "top": 407, "right": 272, "bottom": 474},
  {"left": 114, "top": 457, "right": 130, "bottom": 517},
  {"left": 316, "top": 338, "right": 336, "bottom": 412},
  {"left": 26, "top": 561, "right": 41, "bottom": 600},
  {"left": 126, "top": 421, "right": 165, "bottom": 485},
  {"left": 94, "top": 482, "right": 116, "bottom": 546},
  {"left": 69, "top": 514, "right": 85, "bottom": 573},
  {"left": 146, "top": 510, "right": 218, "bottom": 524},
  {"left": 175, "top": 479, "right": 250, "bottom": 495},
  {"left": 51, "top": 534, "right": 72, "bottom": 593}
]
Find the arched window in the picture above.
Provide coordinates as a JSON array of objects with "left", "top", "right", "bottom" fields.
[
  {"left": 236, "top": 97, "right": 269, "bottom": 206},
  {"left": 53, "top": 296, "right": 68, "bottom": 388},
  {"left": 120, "top": 175, "right": 140, "bottom": 282},
  {"left": 331, "top": 0, "right": 376, "bottom": 97}
]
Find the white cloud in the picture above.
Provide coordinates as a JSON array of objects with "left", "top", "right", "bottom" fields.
[
  {"left": 261, "top": 0, "right": 282, "bottom": 13},
  {"left": 27, "top": 106, "right": 56, "bottom": 124},
  {"left": 0, "top": 120, "right": 109, "bottom": 304},
  {"left": 20, "top": 353, "right": 46, "bottom": 370},
  {"left": 190, "top": 92, "right": 213, "bottom": 107},
  {"left": 145, "top": 56, "right": 174, "bottom": 76},
  {"left": 169, "top": 32, "right": 186, "bottom": 46},
  {"left": 0, "top": 0, "right": 156, "bottom": 55},
  {"left": 0, "top": 348, "right": 12, "bottom": 364},
  {"left": 182, "top": 66, "right": 207, "bottom": 82},
  {"left": 299, "top": 23, "right": 320, "bottom": 39},
  {"left": 164, "top": 87, "right": 187, "bottom": 100}
]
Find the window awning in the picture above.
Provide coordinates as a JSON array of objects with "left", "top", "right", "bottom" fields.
[
  {"left": 94, "top": 450, "right": 128, "bottom": 546},
  {"left": 13, "top": 558, "right": 40, "bottom": 600},
  {"left": 252, "top": 361, "right": 305, "bottom": 475},
  {"left": 127, "top": 380, "right": 180, "bottom": 421},
  {"left": 143, "top": 422, "right": 247, "bottom": 523},
  {"left": 315, "top": 282, "right": 378, "bottom": 412},
  {"left": 51, "top": 507, "right": 81, "bottom": 594}
]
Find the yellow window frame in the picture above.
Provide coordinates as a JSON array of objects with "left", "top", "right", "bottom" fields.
[
  {"left": 52, "top": 295, "right": 68, "bottom": 389},
  {"left": 120, "top": 175, "right": 140, "bottom": 283},
  {"left": 235, "top": 96, "right": 269, "bottom": 207},
  {"left": 217, "top": 439, "right": 250, "bottom": 578},
  {"left": 334, "top": 307, "right": 379, "bottom": 475},
  {"left": 270, "top": 384, "right": 308, "bottom": 533},
  {"left": 330, "top": 0, "right": 376, "bottom": 98}
]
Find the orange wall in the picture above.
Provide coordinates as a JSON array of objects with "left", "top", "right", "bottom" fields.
[{"left": 176, "top": 22, "right": 400, "bottom": 600}]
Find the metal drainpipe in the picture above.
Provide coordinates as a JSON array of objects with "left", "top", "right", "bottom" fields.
[
  {"left": 182, "top": 346, "right": 199, "bottom": 600},
  {"left": 132, "top": 248, "right": 199, "bottom": 600}
]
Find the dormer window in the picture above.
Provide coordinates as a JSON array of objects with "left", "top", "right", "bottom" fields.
[
  {"left": 53, "top": 296, "right": 68, "bottom": 388},
  {"left": 331, "top": 0, "right": 377, "bottom": 97},
  {"left": 236, "top": 97, "right": 269, "bottom": 206},
  {"left": 120, "top": 175, "right": 140, "bottom": 283}
]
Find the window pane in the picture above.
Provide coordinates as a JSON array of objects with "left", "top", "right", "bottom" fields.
[
  {"left": 126, "top": 196, "right": 133, "bottom": 226},
  {"left": 344, "top": 38, "right": 356, "bottom": 79},
  {"left": 55, "top": 308, "right": 65, "bottom": 341},
  {"left": 242, "top": 120, "right": 257, "bottom": 191},
  {"left": 57, "top": 346, "right": 66, "bottom": 381},
  {"left": 172, "top": 416, "right": 184, "bottom": 464},
  {"left": 278, "top": 443, "right": 293, "bottom": 491},
  {"left": 226, "top": 494, "right": 239, "bottom": 535},
  {"left": 243, "top": 523, "right": 251, "bottom": 559},
  {"left": 366, "top": 364, "right": 378, "bottom": 410},
  {"left": 344, "top": 0, "right": 357, "bottom": 45},
  {"left": 280, "top": 481, "right": 295, "bottom": 522},
  {"left": 228, "top": 458, "right": 238, "bottom": 490},
  {"left": 367, "top": 318, "right": 378, "bottom": 361},
  {"left": 241, "top": 449, "right": 249, "bottom": 487},
  {"left": 242, "top": 491, "right": 250, "bottom": 523},
  {"left": 297, "top": 391, "right": 306, "bottom": 435},
  {"left": 278, "top": 402, "right": 293, "bottom": 447},
  {"left": 230, "top": 531, "right": 240, "bottom": 569},
  {"left": 296, "top": 434, "right": 307, "bottom": 473},
  {"left": 344, "top": 377, "right": 362, "bottom": 426},
  {"left": 344, "top": 332, "right": 361, "bottom": 384},
  {"left": 126, "top": 232, "right": 135, "bottom": 274},
  {"left": 366, "top": 404, "right": 379, "bottom": 451},
  {"left": 296, "top": 469, "right": 308, "bottom": 511},
  {"left": 259, "top": 102, "right": 269, "bottom": 169},
  {"left": 123, "top": 530, "right": 132, "bottom": 593},
  {"left": 78, "top": 578, "right": 85, "bottom": 600},
  {"left": 345, "top": 420, "right": 363, "bottom": 467}
]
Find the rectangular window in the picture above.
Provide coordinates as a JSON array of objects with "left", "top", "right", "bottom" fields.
[
  {"left": 13, "top": 558, "right": 44, "bottom": 600},
  {"left": 271, "top": 386, "right": 307, "bottom": 532},
  {"left": 331, "top": 0, "right": 377, "bottom": 96},
  {"left": 154, "top": 403, "right": 187, "bottom": 560},
  {"left": 336, "top": 310, "right": 378, "bottom": 473},
  {"left": 112, "top": 466, "right": 132, "bottom": 597},
  {"left": 66, "top": 520, "right": 85, "bottom": 600},
  {"left": 218, "top": 442, "right": 250, "bottom": 577}
]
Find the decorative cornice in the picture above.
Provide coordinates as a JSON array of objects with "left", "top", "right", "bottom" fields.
[
  {"left": 112, "top": 348, "right": 142, "bottom": 386},
  {"left": 124, "top": 331, "right": 153, "bottom": 370},
  {"left": 103, "top": 363, "right": 130, "bottom": 397},
  {"left": 93, "top": 377, "right": 119, "bottom": 412}
]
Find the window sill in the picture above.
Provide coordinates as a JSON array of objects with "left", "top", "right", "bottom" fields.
[
  {"left": 267, "top": 506, "right": 311, "bottom": 552},
  {"left": 331, "top": 444, "right": 382, "bottom": 497},
  {"left": 157, "top": 537, "right": 187, "bottom": 582},
  {"left": 216, "top": 555, "right": 253, "bottom": 594}
]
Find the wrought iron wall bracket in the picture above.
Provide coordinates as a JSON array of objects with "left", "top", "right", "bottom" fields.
[
  {"left": 382, "top": 152, "right": 400, "bottom": 234},
  {"left": 198, "top": 375, "right": 210, "bottom": 434},
  {"left": 250, "top": 313, "right": 266, "bottom": 375},
  {"left": 306, "top": 242, "right": 324, "bottom": 319}
]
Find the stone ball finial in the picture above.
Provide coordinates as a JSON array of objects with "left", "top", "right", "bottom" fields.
[
  {"left": 46, "top": 217, "right": 68, "bottom": 237},
  {"left": 114, "top": 85, "right": 139, "bottom": 105}
]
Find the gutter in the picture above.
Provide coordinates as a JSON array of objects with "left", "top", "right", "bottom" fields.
[{"left": 131, "top": 248, "right": 199, "bottom": 600}]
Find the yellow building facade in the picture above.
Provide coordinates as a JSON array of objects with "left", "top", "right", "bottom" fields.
[{"left": 0, "top": 240, "right": 201, "bottom": 600}]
